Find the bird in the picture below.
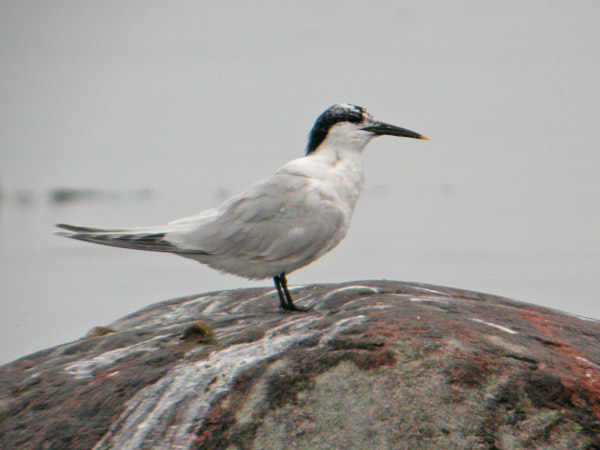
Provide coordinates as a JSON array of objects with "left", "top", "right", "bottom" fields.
[{"left": 57, "top": 104, "right": 427, "bottom": 311}]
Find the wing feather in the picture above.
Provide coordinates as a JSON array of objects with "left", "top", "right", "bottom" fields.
[{"left": 167, "top": 172, "right": 345, "bottom": 264}]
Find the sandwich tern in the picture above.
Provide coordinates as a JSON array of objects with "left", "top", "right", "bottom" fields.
[{"left": 57, "top": 104, "right": 427, "bottom": 311}]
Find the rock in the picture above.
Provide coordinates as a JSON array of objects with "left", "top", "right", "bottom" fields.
[{"left": 0, "top": 280, "right": 599, "bottom": 450}]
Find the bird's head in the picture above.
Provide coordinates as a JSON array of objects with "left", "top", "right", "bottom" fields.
[{"left": 306, "top": 104, "right": 427, "bottom": 155}]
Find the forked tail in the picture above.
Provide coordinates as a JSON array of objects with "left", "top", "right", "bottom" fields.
[{"left": 55, "top": 223, "right": 181, "bottom": 253}]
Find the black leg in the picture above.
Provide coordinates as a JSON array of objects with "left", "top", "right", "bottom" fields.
[
  {"left": 273, "top": 275, "right": 287, "bottom": 309},
  {"left": 279, "top": 272, "right": 309, "bottom": 312}
]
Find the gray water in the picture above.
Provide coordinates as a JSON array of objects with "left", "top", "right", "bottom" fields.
[{"left": 1, "top": 2, "right": 599, "bottom": 365}]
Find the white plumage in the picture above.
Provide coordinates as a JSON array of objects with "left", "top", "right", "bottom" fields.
[{"left": 57, "top": 104, "right": 427, "bottom": 311}]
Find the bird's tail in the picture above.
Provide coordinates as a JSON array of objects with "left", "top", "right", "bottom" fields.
[{"left": 55, "top": 223, "right": 181, "bottom": 253}]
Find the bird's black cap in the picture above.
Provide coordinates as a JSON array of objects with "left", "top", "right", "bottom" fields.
[{"left": 306, "top": 104, "right": 368, "bottom": 155}]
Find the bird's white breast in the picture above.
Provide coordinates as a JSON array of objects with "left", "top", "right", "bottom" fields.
[{"left": 281, "top": 150, "right": 365, "bottom": 222}]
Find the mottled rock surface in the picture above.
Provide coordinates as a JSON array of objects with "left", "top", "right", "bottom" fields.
[{"left": 1, "top": 280, "right": 599, "bottom": 450}]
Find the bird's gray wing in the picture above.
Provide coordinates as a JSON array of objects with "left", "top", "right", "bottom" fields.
[{"left": 166, "top": 173, "right": 345, "bottom": 263}]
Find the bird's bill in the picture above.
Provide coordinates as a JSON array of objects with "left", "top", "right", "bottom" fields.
[{"left": 362, "top": 122, "right": 428, "bottom": 140}]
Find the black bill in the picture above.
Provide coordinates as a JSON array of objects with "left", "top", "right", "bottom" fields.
[{"left": 363, "top": 122, "right": 428, "bottom": 140}]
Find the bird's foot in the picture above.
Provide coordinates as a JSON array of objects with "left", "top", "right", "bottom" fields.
[{"left": 280, "top": 303, "right": 311, "bottom": 313}]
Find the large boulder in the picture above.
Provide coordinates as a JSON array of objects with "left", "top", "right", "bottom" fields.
[{"left": 0, "top": 280, "right": 599, "bottom": 449}]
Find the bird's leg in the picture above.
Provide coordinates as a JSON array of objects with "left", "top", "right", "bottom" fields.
[
  {"left": 273, "top": 275, "right": 288, "bottom": 309},
  {"left": 279, "top": 272, "right": 309, "bottom": 312}
]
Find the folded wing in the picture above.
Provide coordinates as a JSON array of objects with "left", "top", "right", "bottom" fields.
[{"left": 166, "top": 172, "right": 345, "bottom": 264}]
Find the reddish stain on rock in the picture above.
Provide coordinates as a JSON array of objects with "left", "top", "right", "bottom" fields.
[{"left": 523, "top": 308, "right": 600, "bottom": 422}]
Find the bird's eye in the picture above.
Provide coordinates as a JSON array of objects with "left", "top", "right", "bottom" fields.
[{"left": 346, "top": 113, "right": 362, "bottom": 124}]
